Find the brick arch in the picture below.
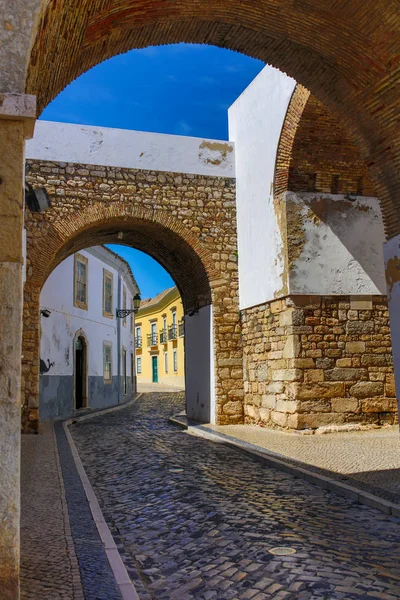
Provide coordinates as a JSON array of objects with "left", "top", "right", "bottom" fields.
[
  {"left": 22, "top": 160, "right": 243, "bottom": 432},
  {"left": 28, "top": 204, "right": 218, "bottom": 313},
  {"left": 25, "top": 1, "right": 400, "bottom": 237},
  {"left": 275, "top": 86, "right": 377, "bottom": 198},
  {"left": 274, "top": 85, "right": 310, "bottom": 198}
]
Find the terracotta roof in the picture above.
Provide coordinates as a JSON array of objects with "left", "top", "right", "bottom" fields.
[{"left": 138, "top": 286, "right": 177, "bottom": 311}]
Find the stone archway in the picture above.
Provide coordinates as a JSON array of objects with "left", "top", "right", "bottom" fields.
[{"left": 22, "top": 156, "right": 243, "bottom": 432}]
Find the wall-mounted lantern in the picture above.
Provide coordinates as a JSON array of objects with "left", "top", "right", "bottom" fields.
[{"left": 116, "top": 293, "right": 141, "bottom": 318}]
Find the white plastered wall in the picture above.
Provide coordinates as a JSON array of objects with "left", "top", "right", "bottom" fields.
[
  {"left": 287, "top": 192, "right": 386, "bottom": 295},
  {"left": 228, "top": 65, "right": 296, "bottom": 310},
  {"left": 27, "top": 121, "right": 235, "bottom": 178}
]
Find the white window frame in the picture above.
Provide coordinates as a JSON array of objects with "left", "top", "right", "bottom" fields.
[
  {"left": 102, "top": 269, "right": 113, "bottom": 318},
  {"left": 164, "top": 351, "right": 168, "bottom": 373},
  {"left": 173, "top": 349, "right": 178, "bottom": 373},
  {"left": 136, "top": 356, "right": 142, "bottom": 375},
  {"left": 74, "top": 253, "right": 88, "bottom": 310},
  {"left": 103, "top": 342, "right": 112, "bottom": 383}
]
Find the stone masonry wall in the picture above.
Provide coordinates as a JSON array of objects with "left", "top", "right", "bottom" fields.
[
  {"left": 242, "top": 295, "right": 397, "bottom": 430},
  {"left": 23, "top": 160, "right": 243, "bottom": 431}
]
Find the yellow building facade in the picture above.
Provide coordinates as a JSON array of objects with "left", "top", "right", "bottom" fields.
[{"left": 135, "top": 287, "right": 185, "bottom": 389}]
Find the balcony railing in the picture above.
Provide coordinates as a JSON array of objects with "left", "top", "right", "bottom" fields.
[
  {"left": 168, "top": 325, "right": 177, "bottom": 341},
  {"left": 135, "top": 336, "right": 142, "bottom": 349},
  {"left": 147, "top": 333, "right": 158, "bottom": 347},
  {"left": 178, "top": 320, "right": 184, "bottom": 337},
  {"left": 160, "top": 329, "right": 168, "bottom": 344}
]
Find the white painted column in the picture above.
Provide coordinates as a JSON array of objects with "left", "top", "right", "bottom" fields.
[
  {"left": 384, "top": 235, "right": 400, "bottom": 414},
  {"left": 184, "top": 305, "right": 213, "bottom": 422}
]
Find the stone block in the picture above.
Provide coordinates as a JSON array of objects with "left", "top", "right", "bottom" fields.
[
  {"left": 271, "top": 369, "right": 303, "bottom": 382},
  {"left": 222, "top": 401, "right": 243, "bottom": 415},
  {"left": 296, "top": 413, "right": 346, "bottom": 429},
  {"left": 325, "top": 368, "right": 367, "bottom": 381},
  {"left": 282, "top": 335, "right": 300, "bottom": 358},
  {"left": 315, "top": 358, "right": 334, "bottom": 369},
  {"left": 346, "top": 320, "right": 374, "bottom": 334},
  {"left": 331, "top": 397, "right": 359, "bottom": 413},
  {"left": 345, "top": 341, "right": 366, "bottom": 354},
  {"left": 289, "top": 358, "right": 315, "bottom": 368},
  {"left": 361, "top": 398, "right": 397, "bottom": 413},
  {"left": 271, "top": 411, "right": 287, "bottom": 427},
  {"left": 361, "top": 354, "right": 387, "bottom": 367},
  {"left": 259, "top": 408, "right": 270, "bottom": 422},
  {"left": 297, "top": 399, "right": 332, "bottom": 413},
  {"left": 261, "top": 394, "right": 276, "bottom": 409},
  {"left": 255, "top": 363, "right": 268, "bottom": 381},
  {"left": 350, "top": 382, "right": 384, "bottom": 398},
  {"left": 386, "top": 374, "right": 396, "bottom": 398},
  {"left": 276, "top": 399, "right": 298, "bottom": 414},
  {"left": 292, "top": 382, "right": 345, "bottom": 400},
  {"left": 304, "top": 369, "right": 324, "bottom": 383},
  {"left": 350, "top": 296, "right": 373, "bottom": 310},
  {"left": 336, "top": 358, "right": 352, "bottom": 367},
  {"left": 245, "top": 404, "right": 260, "bottom": 420},
  {"left": 270, "top": 300, "right": 283, "bottom": 314}
]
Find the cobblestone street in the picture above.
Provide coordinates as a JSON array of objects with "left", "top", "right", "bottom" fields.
[{"left": 70, "top": 393, "right": 400, "bottom": 600}]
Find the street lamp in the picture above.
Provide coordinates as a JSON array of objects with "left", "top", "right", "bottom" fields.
[{"left": 116, "top": 293, "right": 141, "bottom": 318}]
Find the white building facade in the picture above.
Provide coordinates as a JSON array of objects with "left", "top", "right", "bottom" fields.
[{"left": 39, "top": 245, "right": 139, "bottom": 420}]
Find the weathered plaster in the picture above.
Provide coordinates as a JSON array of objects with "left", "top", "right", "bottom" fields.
[
  {"left": 286, "top": 192, "right": 386, "bottom": 296},
  {"left": 26, "top": 121, "right": 235, "bottom": 177}
]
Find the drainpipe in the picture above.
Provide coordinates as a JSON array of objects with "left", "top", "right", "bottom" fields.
[{"left": 117, "top": 273, "right": 121, "bottom": 404}]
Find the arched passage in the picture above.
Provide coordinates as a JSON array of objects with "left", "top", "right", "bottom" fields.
[
  {"left": 22, "top": 158, "right": 243, "bottom": 432},
  {"left": 23, "top": 1, "right": 400, "bottom": 237}
]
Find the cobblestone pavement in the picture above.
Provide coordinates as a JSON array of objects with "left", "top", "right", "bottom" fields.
[
  {"left": 205, "top": 423, "right": 400, "bottom": 503},
  {"left": 21, "top": 423, "right": 83, "bottom": 600},
  {"left": 71, "top": 393, "right": 400, "bottom": 600}
]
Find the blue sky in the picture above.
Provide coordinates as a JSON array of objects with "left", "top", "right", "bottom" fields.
[{"left": 42, "top": 44, "right": 264, "bottom": 298}]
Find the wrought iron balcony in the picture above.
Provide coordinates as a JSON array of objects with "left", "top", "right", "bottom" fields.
[
  {"left": 135, "top": 336, "right": 142, "bottom": 349},
  {"left": 178, "top": 320, "right": 184, "bottom": 337},
  {"left": 168, "top": 325, "right": 177, "bottom": 340},
  {"left": 160, "top": 329, "right": 168, "bottom": 344},
  {"left": 147, "top": 333, "right": 158, "bottom": 347}
]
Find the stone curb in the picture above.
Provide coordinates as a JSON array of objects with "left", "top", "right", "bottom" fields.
[
  {"left": 64, "top": 399, "right": 142, "bottom": 600},
  {"left": 67, "top": 392, "right": 143, "bottom": 424},
  {"left": 169, "top": 416, "right": 400, "bottom": 519}
]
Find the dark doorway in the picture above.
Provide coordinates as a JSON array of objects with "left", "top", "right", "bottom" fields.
[{"left": 75, "top": 335, "right": 87, "bottom": 410}]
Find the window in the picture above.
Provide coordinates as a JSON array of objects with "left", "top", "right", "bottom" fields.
[
  {"left": 103, "top": 342, "right": 112, "bottom": 383},
  {"left": 131, "top": 300, "right": 134, "bottom": 333},
  {"left": 172, "top": 310, "right": 177, "bottom": 327},
  {"left": 135, "top": 325, "right": 142, "bottom": 349},
  {"left": 103, "top": 269, "right": 113, "bottom": 317},
  {"left": 123, "top": 286, "right": 127, "bottom": 327},
  {"left": 164, "top": 352, "right": 168, "bottom": 373},
  {"left": 136, "top": 356, "right": 142, "bottom": 374},
  {"left": 173, "top": 349, "right": 178, "bottom": 373},
  {"left": 74, "top": 253, "right": 88, "bottom": 309},
  {"left": 122, "top": 348, "right": 127, "bottom": 395}
]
